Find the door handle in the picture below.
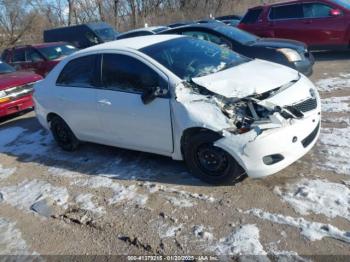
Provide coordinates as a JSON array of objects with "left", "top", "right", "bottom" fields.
[{"left": 98, "top": 99, "right": 112, "bottom": 106}]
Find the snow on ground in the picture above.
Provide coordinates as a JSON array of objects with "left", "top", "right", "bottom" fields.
[
  {"left": 0, "top": 164, "right": 16, "bottom": 181},
  {"left": 72, "top": 176, "right": 148, "bottom": 206},
  {"left": 0, "top": 180, "right": 69, "bottom": 212},
  {"left": 246, "top": 209, "right": 350, "bottom": 243},
  {"left": 316, "top": 73, "right": 350, "bottom": 92},
  {"left": 0, "top": 218, "right": 31, "bottom": 255},
  {"left": 214, "top": 224, "right": 268, "bottom": 258},
  {"left": 75, "top": 193, "right": 105, "bottom": 217},
  {"left": 193, "top": 225, "right": 214, "bottom": 241},
  {"left": 159, "top": 223, "right": 183, "bottom": 238},
  {"left": 321, "top": 96, "right": 350, "bottom": 113},
  {"left": 275, "top": 179, "right": 350, "bottom": 221},
  {"left": 318, "top": 126, "right": 350, "bottom": 175}
]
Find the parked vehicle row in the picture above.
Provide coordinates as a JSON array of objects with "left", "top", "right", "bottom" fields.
[
  {"left": 160, "top": 23, "right": 314, "bottom": 76},
  {"left": 1, "top": 42, "right": 78, "bottom": 77},
  {"left": 34, "top": 35, "right": 321, "bottom": 184},
  {"left": 239, "top": 0, "right": 350, "bottom": 50}
]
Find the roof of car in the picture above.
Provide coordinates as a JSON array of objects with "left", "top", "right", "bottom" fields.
[
  {"left": 10, "top": 42, "right": 71, "bottom": 50},
  {"left": 250, "top": 0, "right": 302, "bottom": 9},
  {"left": 121, "top": 26, "right": 169, "bottom": 34},
  {"left": 163, "top": 22, "right": 226, "bottom": 31},
  {"left": 78, "top": 35, "right": 183, "bottom": 54}
]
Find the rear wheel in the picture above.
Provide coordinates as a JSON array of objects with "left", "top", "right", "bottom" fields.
[
  {"left": 50, "top": 116, "right": 79, "bottom": 151},
  {"left": 183, "top": 132, "right": 246, "bottom": 185}
]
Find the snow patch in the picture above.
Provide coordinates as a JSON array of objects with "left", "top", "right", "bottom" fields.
[
  {"left": 214, "top": 224, "right": 267, "bottom": 257},
  {"left": 75, "top": 193, "right": 105, "bottom": 216},
  {"left": 72, "top": 176, "right": 147, "bottom": 206},
  {"left": 246, "top": 209, "right": 350, "bottom": 243},
  {"left": 144, "top": 183, "right": 215, "bottom": 206},
  {"left": 316, "top": 74, "right": 350, "bottom": 92},
  {"left": 48, "top": 167, "right": 83, "bottom": 178},
  {"left": 159, "top": 224, "right": 182, "bottom": 238},
  {"left": 318, "top": 126, "right": 350, "bottom": 175},
  {"left": 165, "top": 196, "right": 193, "bottom": 208},
  {"left": 0, "top": 165, "right": 16, "bottom": 180},
  {"left": 0, "top": 180, "right": 69, "bottom": 212},
  {"left": 321, "top": 96, "right": 350, "bottom": 113},
  {"left": 0, "top": 218, "right": 31, "bottom": 254},
  {"left": 193, "top": 225, "right": 214, "bottom": 241},
  {"left": 275, "top": 179, "right": 350, "bottom": 221}
]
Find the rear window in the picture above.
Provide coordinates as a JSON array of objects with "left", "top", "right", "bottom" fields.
[
  {"left": 241, "top": 8, "right": 263, "bottom": 24},
  {"left": 269, "top": 4, "right": 303, "bottom": 20}
]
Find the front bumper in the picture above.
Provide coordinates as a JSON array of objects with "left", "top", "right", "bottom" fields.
[
  {"left": 215, "top": 109, "right": 321, "bottom": 178},
  {"left": 0, "top": 94, "right": 34, "bottom": 118}
]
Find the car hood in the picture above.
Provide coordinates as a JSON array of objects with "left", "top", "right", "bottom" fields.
[
  {"left": 192, "top": 59, "right": 299, "bottom": 99},
  {"left": 0, "top": 71, "right": 42, "bottom": 91},
  {"left": 251, "top": 38, "right": 307, "bottom": 52}
]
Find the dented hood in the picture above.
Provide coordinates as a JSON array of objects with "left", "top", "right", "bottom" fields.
[{"left": 192, "top": 59, "right": 299, "bottom": 99}]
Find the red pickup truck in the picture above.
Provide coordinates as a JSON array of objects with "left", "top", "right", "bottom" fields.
[
  {"left": 238, "top": 0, "right": 350, "bottom": 51},
  {"left": 0, "top": 61, "right": 42, "bottom": 118},
  {"left": 1, "top": 42, "right": 77, "bottom": 77}
]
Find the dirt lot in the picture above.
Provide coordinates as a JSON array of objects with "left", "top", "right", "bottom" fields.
[{"left": 0, "top": 51, "right": 349, "bottom": 260}]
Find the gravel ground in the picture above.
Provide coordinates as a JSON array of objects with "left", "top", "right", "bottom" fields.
[{"left": 0, "top": 51, "right": 349, "bottom": 260}]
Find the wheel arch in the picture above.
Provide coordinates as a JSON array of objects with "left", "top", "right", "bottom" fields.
[{"left": 180, "top": 127, "right": 223, "bottom": 158}]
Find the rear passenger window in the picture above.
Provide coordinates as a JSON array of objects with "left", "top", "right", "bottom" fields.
[
  {"left": 13, "top": 49, "right": 26, "bottom": 62},
  {"left": 241, "top": 8, "right": 263, "bottom": 24},
  {"left": 102, "top": 54, "right": 166, "bottom": 93},
  {"left": 269, "top": 4, "right": 303, "bottom": 20},
  {"left": 56, "top": 55, "right": 98, "bottom": 88},
  {"left": 303, "top": 3, "right": 333, "bottom": 18}
]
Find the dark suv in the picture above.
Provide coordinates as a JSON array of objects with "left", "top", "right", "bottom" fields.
[
  {"left": 238, "top": 0, "right": 350, "bottom": 50},
  {"left": 1, "top": 42, "right": 78, "bottom": 77}
]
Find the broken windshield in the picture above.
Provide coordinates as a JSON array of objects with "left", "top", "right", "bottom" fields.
[{"left": 141, "top": 37, "right": 250, "bottom": 81}]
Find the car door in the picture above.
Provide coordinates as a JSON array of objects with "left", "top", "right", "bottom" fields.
[
  {"left": 96, "top": 53, "right": 173, "bottom": 155},
  {"left": 302, "top": 2, "right": 347, "bottom": 47},
  {"left": 55, "top": 54, "right": 101, "bottom": 141},
  {"left": 25, "top": 48, "right": 47, "bottom": 76},
  {"left": 268, "top": 3, "right": 307, "bottom": 43},
  {"left": 11, "top": 48, "right": 27, "bottom": 71}
]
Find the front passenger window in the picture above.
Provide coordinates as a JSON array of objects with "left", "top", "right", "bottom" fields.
[{"left": 102, "top": 54, "right": 166, "bottom": 93}]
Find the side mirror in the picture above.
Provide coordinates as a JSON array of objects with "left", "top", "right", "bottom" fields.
[
  {"left": 141, "top": 86, "right": 160, "bottom": 105},
  {"left": 329, "top": 9, "right": 342, "bottom": 17},
  {"left": 141, "top": 86, "right": 166, "bottom": 105}
]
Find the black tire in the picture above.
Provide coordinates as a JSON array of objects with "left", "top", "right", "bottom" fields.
[
  {"left": 183, "top": 132, "right": 246, "bottom": 185},
  {"left": 50, "top": 116, "right": 79, "bottom": 151}
]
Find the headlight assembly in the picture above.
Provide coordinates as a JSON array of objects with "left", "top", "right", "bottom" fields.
[{"left": 277, "top": 48, "right": 302, "bottom": 62}]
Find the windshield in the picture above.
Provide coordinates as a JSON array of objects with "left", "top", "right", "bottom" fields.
[
  {"left": 141, "top": 37, "right": 250, "bottom": 81},
  {"left": 0, "top": 61, "right": 15, "bottom": 74},
  {"left": 332, "top": 0, "right": 350, "bottom": 9},
  {"left": 38, "top": 44, "right": 77, "bottom": 60},
  {"left": 94, "top": 28, "right": 116, "bottom": 41},
  {"left": 216, "top": 26, "right": 259, "bottom": 45}
]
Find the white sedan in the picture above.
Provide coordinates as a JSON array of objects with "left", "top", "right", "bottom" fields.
[{"left": 34, "top": 35, "right": 321, "bottom": 185}]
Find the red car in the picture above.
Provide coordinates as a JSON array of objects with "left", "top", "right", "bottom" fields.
[
  {"left": 0, "top": 61, "right": 42, "bottom": 118},
  {"left": 238, "top": 0, "right": 350, "bottom": 50},
  {"left": 1, "top": 42, "right": 78, "bottom": 77}
]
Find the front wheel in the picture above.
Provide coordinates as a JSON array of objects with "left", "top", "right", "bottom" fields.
[
  {"left": 50, "top": 116, "right": 79, "bottom": 151},
  {"left": 183, "top": 132, "right": 246, "bottom": 185}
]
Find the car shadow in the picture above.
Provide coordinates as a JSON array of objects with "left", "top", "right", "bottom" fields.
[
  {"left": 312, "top": 50, "right": 350, "bottom": 61},
  {"left": 0, "top": 115, "right": 208, "bottom": 187}
]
